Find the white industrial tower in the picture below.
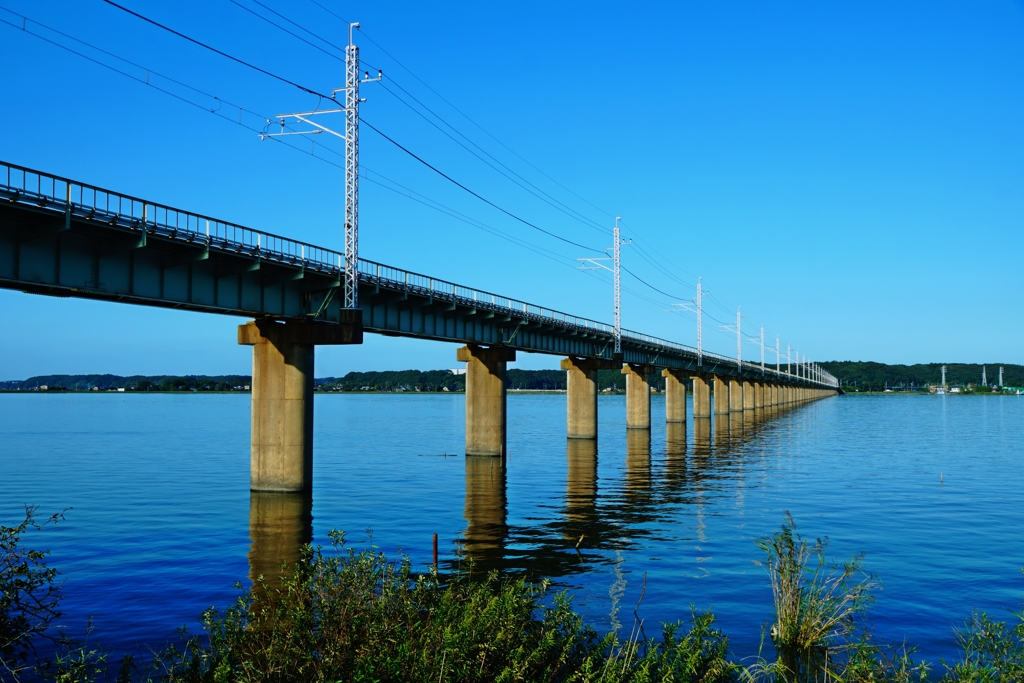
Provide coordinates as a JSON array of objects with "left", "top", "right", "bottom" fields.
[
  {"left": 999, "top": 366, "right": 1004, "bottom": 387},
  {"left": 261, "top": 22, "right": 381, "bottom": 310},
  {"left": 941, "top": 365, "right": 947, "bottom": 386},
  {"left": 982, "top": 366, "right": 987, "bottom": 386}
]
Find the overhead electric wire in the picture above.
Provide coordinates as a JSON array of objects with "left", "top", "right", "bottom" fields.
[
  {"left": 3, "top": 6, "right": 751, "bottom": 354},
  {"left": 378, "top": 80, "right": 607, "bottom": 239},
  {"left": 248, "top": 0, "right": 347, "bottom": 53},
  {"left": 227, "top": 0, "right": 345, "bottom": 64},
  {"left": 303, "top": 0, "right": 619, "bottom": 224},
  {"left": 15, "top": 1, "right": 780, "bottom": 354},
  {"left": 359, "top": 117, "right": 603, "bottom": 253},
  {"left": 222, "top": 0, "right": 608, "bottom": 235},
  {"left": 100, "top": 0, "right": 340, "bottom": 103},
  {"left": 381, "top": 77, "right": 608, "bottom": 233},
  {"left": 3, "top": 5, "right": 615, "bottom": 278}
]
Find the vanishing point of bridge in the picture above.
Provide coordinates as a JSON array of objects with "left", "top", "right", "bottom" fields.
[{"left": 0, "top": 162, "right": 838, "bottom": 492}]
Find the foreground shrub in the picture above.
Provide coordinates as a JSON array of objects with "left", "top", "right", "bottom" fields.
[
  {"left": 1, "top": 506, "right": 65, "bottom": 681},
  {"left": 152, "top": 530, "right": 739, "bottom": 683}
]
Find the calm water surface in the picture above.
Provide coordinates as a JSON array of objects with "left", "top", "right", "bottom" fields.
[{"left": 2, "top": 393, "right": 1023, "bottom": 663}]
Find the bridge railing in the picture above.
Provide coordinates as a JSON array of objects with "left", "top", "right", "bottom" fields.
[
  {"left": 0, "top": 162, "right": 347, "bottom": 276},
  {"left": 0, "top": 161, "right": 834, "bottom": 385}
]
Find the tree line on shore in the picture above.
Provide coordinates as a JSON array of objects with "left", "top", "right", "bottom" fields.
[
  {"left": 4, "top": 361, "right": 1021, "bottom": 394},
  {"left": 2, "top": 370, "right": 647, "bottom": 393},
  {"left": 820, "top": 362, "right": 1023, "bottom": 392}
]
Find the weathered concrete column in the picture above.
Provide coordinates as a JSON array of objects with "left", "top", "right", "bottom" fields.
[
  {"left": 622, "top": 364, "right": 653, "bottom": 429},
  {"left": 713, "top": 375, "right": 730, "bottom": 415},
  {"left": 691, "top": 375, "right": 711, "bottom": 418},
  {"left": 458, "top": 345, "right": 516, "bottom": 456},
  {"left": 754, "top": 381, "right": 764, "bottom": 409},
  {"left": 729, "top": 378, "right": 743, "bottom": 412},
  {"left": 662, "top": 368, "right": 688, "bottom": 423},
  {"left": 742, "top": 380, "right": 755, "bottom": 410},
  {"left": 239, "top": 316, "right": 362, "bottom": 492},
  {"left": 561, "top": 357, "right": 616, "bottom": 440}
]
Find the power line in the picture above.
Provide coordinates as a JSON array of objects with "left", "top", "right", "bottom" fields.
[
  {"left": 304, "top": 0, "right": 617, "bottom": 223},
  {"left": 227, "top": 0, "right": 344, "bottom": 64},
  {"left": 2, "top": 6, "right": 611, "bottom": 275},
  {"left": 360, "top": 117, "right": 603, "bottom": 253},
  {"left": 621, "top": 265, "right": 685, "bottom": 300},
  {"left": 227, "top": 0, "right": 608, "bottom": 235},
  {"left": 248, "top": 0, "right": 346, "bottom": 53},
  {"left": 100, "top": 0, "right": 339, "bottom": 103},
  {"left": 378, "top": 79, "right": 607, "bottom": 238}
]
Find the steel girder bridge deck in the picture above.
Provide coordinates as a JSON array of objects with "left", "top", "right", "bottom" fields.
[{"left": 0, "top": 161, "right": 832, "bottom": 388}]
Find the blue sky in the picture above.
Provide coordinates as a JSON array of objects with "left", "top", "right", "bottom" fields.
[{"left": 1, "top": 1, "right": 1022, "bottom": 378}]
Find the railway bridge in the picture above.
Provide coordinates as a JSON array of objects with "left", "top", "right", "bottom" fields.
[{"left": 0, "top": 162, "right": 838, "bottom": 492}]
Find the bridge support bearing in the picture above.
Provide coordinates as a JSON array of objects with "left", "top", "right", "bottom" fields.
[
  {"left": 239, "top": 315, "right": 362, "bottom": 492},
  {"left": 458, "top": 345, "right": 515, "bottom": 456},
  {"left": 691, "top": 375, "right": 711, "bottom": 418},
  {"left": 713, "top": 376, "right": 730, "bottom": 415},
  {"left": 742, "top": 380, "right": 755, "bottom": 410},
  {"left": 729, "top": 378, "right": 743, "bottom": 412},
  {"left": 662, "top": 368, "right": 688, "bottom": 423},
  {"left": 622, "top": 364, "right": 654, "bottom": 429}
]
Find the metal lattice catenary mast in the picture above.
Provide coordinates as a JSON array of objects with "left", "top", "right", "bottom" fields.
[
  {"left": 613, "top": 217, "right": 622, "bottom": 354},
  {"left": 343, "top": 24, "right": 361, "bottom": 309},
  {"left": 578, "top": 217, "right": 629, "bottom": 355},
  {"left": 696, "top": 278, "right": 703, "bottom": 367},
  {"left": 261, "top": 22, "right": 380, "bottom": 310}
]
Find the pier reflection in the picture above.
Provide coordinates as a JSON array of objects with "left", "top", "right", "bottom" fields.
[
  {"left": 456, "top": 403, "right": 794, "bottom": 582},
  {"left": 462, "top": 455, "right": 508, "bottom": 571},
  {"left": 248, "top": 491, "right": 313, "bottom": 591},
  {"left": 566, "top": 439, "right": 598, "bottom": 532}
]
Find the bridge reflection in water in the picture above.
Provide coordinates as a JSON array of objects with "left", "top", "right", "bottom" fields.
[
  {"left": 456, "top": 405, "right": 796, "bottom": 581},
  {"left": 248, "top": 491, "right": 313, "bottom": 591},
  {"left": 243, "top": 404, "right": 800, "bottom": 586}
]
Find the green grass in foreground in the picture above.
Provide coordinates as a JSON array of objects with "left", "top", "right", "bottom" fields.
[{"left": 3, "top": 509, "right": 1024, "bottom": 683}]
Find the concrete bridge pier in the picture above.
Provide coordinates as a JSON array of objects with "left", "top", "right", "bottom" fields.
[
  {"left": 622, "top": 364, "right": 654, "bottom": 429},
  {"left": 755, "top": 381, "right": 764, "bottom": 409},
  {"left": 458, "top": 345, "right": 516, "bottom": 456},
  {"left": 742, "top": 380, "right": 755, "bottom": 411},
  {"left": 729, "top": 378, "right": 743, "bottom": 412},
  {"left": 562, "top": 357, "right": 618, "bottom": 440},
  {"left": 662, "top": 368, "right": 688, "bottom": 423},
  {"left": 239, "top": 316, "right": 362, "bottom": 492},
  {"left": 691, "top": 375, "right": 711, "bottom": 418},
  {"left": 713, "top": 376, "right": 730, "bottom": 416}
]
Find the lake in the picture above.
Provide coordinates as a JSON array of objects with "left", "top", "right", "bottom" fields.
[{"left": 2, "top": 392, "right": 1022, "bottom": 664}]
